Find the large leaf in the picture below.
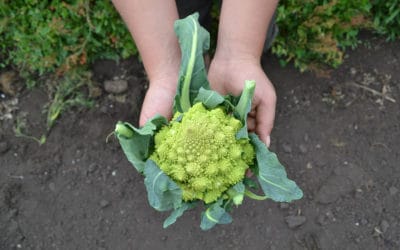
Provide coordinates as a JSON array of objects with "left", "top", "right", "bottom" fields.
[
  {"left": 174, "top": 13, "right": 210, "bottom": 113},
  {"left": 163, "top": 202, "right": 197, "bottom": 228},
  {"left": 143, "top": 160, "right": 183, "bottom": 212},
  {"left": 115, "top": 115, "right": 167, "bottom": 173},
  {"left": 200, "top": 199, "right": 232, "bottom": 230},
  {"left": 249, "top": 133, "right": 303, "bottom": 202}
]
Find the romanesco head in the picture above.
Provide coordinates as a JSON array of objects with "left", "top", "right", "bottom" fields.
[{"left": 150, "top": 103, "right": 255, "bottom": 204}]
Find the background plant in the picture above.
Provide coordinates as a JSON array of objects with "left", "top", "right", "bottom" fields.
[
  {"left": 272, "top": 0, "right": 372, "bottom": 72},
  {"left": 0, "top": 0, "right": 135, "bottom": 132},
  {"left": 0, "top": 0, "right": 136, "bottom": 80},
  {"left": 1, "top": 0, "right": 399, "bottom": 77},
  {"left": 371, "top": 0, "right": 400, "bottom": 41}
]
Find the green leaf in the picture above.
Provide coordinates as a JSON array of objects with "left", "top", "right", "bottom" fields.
[
  {"left": 249, "top": 133, "right": 303, "bottom": 202},
  {"left": 227, "top": 182, "right": 245, "bottom": 205},
  {"left": 234, "top": 80, "right": 256, "bottom": 139},
  {"left": 174, "top": 13, "right": 210, "bottom": 113},
  {"left": 194, "top": 87, "right": 225, "bottom": 109},
  {"left": 143, "top": 159, "right": 182, "bottom": 212},
  {"left": 115, "top": 115, "right": 167, "bottom": 173},
  {"left": 200, "top": 199, "right": 232, "bottom": 230},
  {"left": 163, "top": 202, "right": 197, "bottom": 228}
]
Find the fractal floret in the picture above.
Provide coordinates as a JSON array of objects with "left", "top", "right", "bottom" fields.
[{"left": 150, "top": 102, "right": 254, "bottom": 204}]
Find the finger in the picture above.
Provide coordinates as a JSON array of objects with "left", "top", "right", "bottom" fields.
[
  {"left": 248, "top": 109, "right": 256, "bottom": 118},
  {"left": 266, "top": 135, "right": 271, "bottom": 148},
  {"left": 245, "top": 169, "right": 253, "bottom": 177},
  {"left": 256, "top": 96, "right": 276, "bottom": 146}
]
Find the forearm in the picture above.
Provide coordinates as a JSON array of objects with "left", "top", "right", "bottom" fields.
[
  {"left": 215, "top": 0, "right": 279, "bottom": 62},
  {"left": 112, "top": 0, "right": 181, "bottom": 82}
]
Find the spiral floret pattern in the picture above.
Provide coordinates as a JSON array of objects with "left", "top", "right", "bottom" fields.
[{"left": 150, "top": 103, "right": 254, "bottom": 203}]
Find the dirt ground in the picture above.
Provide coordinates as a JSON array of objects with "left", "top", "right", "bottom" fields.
[{"left": 1, "top": 33, "right": 399, "bottom": 250}]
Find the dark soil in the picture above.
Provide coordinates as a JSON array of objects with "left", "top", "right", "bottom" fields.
[{"left": 1, "top": 33, "right": 399, "bottom": 250}]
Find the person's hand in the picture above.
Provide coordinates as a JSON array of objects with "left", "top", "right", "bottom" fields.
[
  {"left": 208, "top": 57, "right": 276, "bottom": 146},
  {"left": 139, "top": 75, "right": 177, "bottom": 127}
]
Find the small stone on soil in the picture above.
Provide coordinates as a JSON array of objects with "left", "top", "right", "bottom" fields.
[
  {"left": 0, "top": 141, "right": 10, "bottom": 154},
  {"left": 380, "top": 220, "right": 389, "bottom": 233},
  {"left": 279, "top": 203, "right": 289, "bottom": 209},
  {"left": 100, "top": 200, "right": 110, "bottom": 208},
  {"left": 360, "top": 218, "right": 368, "bottom": 226},
  {"left": 88, "top": 163, "right": 98, "bottom": 173},
  {"left": 299, "top": 144, "right": 307, "bottom": 154},
  {"left": 285, "top": 215, "right": 306, "bottom": 229},
  {"left": 104, "top": 79, "right": 128, "bottom": 94},
  {"left": 389, "top": 186, "right": 398, "bottom": 195},
  {"left": 282, "top": 144, "right": 292, "bottom": 153},
  {"left": 48, "top": 182, "right": 56, "bottom": 192},
  {"left": 317, "top": 214, "right": 328, "bottom": 226}
]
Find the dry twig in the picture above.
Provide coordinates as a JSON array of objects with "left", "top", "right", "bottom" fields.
[{"left": 346, "top": 81, "right": 396, "bottom": 103}]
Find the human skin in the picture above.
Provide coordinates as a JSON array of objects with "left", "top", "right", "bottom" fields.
[{"left": 112, "top": 0, "right": 278, "bottom": 146}]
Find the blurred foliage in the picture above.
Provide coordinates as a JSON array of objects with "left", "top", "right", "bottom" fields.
[
  {"left": 0, "top": 0, "right": 398, "bottom": 79},
  {"left": 371, "top": 0, "right": 400, "bottom": 41},
  {"left": 0, "top": 0, "right": 136, "bottom": 81},
  {"left": 272, "top": 0, "right": 372, "bottom": 72},
  {"left": 44, "top": 68, "right": 94, "bottom": 129}
]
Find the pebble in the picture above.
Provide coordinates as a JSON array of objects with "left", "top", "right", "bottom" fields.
[
  {"left": 380, "top": 220, "right": 389, "bottom": 233},
  {"left": 279, "top": 203, "right": 289, "bottom": 209},
  {"left": 285, "top": 215, "right": 306, "bottom": 229},
  {"left": 100, "top": 106, "right": 108, "bottom": 113},
  {"left": 325, "top": 210, "right": 335, "bottom": 222},
  {"left": 104, "top": 79, "right": 128, "bottom": 94},
  {"left": 100, "top": 200, "right": 110, "bottom": 208},
  {"left": 0, "top": 141, "right": 10, "bottom": 154},
  {"left": 360, "top": 218, "right": 368, "bottom": 226},
  {"left": 317, "top": 214, "right": 328, "bottom": 226},
  {"left": 88, "top": 163, "right": 98, "bottom": 173},
  {"left": 299, "top": 144, "right": 308, "bottom": 154},
  {"left": 282, "top": 144, "right": 292, "bottom": 153},
  {"left": 389, "top": 186, "right": 398, "bottom": 196},
  {"left": 48, "top": 182, "right": 56, "bottom": 192}
]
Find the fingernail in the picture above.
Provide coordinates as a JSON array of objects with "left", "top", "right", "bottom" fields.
[{"left": 266, "top": 136, "right": 271, "bottom": 147}]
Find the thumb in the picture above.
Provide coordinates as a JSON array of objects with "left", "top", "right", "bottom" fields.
[{"left": 139, "top": 85, "right": 174, "bottom": 127}]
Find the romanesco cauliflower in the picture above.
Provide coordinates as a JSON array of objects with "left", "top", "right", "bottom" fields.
[{"left": 150, "top": 102, "right": 255, "bottom": 204}]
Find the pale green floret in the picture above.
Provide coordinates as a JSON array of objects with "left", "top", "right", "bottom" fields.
[{"left": 150, "top": 103, "right": 255, "bottom": 204}]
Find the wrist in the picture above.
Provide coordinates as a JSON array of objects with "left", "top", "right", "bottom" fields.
[{"left": 213, "top": 47, "right": 261, "bottom": 67}]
